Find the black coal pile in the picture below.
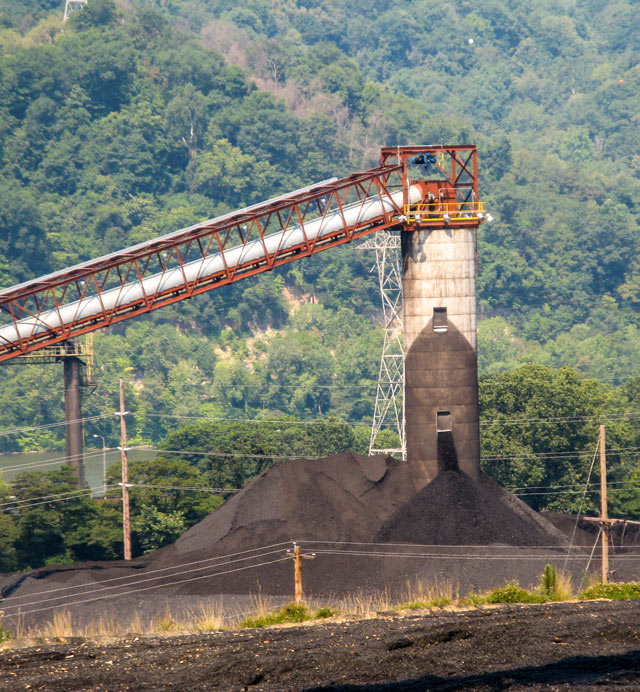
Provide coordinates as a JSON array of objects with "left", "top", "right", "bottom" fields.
[
  {"left": 376, "top": 469, "right": 567, "bottom": 546},
  {"left": 3, "top": 452, "right": 610, "bottom": 630},
  {"left": 148, "top": 451, "right": 417, "bottom": 569}
]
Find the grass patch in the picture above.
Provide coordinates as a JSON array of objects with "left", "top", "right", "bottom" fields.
[
  {"left": 398, "top": 579, "right": 456, "bottom": 610},
  {"left": 538, "top": 564, "right": 573, "bottom": 602},
  {"left": 339, "top": 589, "right": 392, "bottom": 618},
  {"left": 153, "top": 607, "right": 181, "bottom": 633},
  {"left": 35, "top": 609, "right": 74, "bottom": 639},
  {"left": 485, "top": 581, "right": 546, "bottom": 604},
  {"left": 239, "top": 602, "right": 338, "bottom": 629},
  {"left": 0, "top": 611, "right": 11, "bottom": 643},
  {"left": 192, "top": 601, "right": 226, "bottom": 632},
  {"left": 579, "top": 582, "right": 640, "bottom": 601}
]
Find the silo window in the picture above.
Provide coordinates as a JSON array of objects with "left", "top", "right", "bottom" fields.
[
  {"left": 436, "top": 410, "right": 452, "bottom": 432},
  {"left": 433, "top": 307, "right": 448, "bottom": 333}
]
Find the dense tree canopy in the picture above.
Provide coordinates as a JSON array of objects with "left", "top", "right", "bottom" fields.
[{"left": 0, "top": 0, "right": 639, "bottom": 569}]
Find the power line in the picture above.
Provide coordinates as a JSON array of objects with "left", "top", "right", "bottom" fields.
[
  {"left": 3, "top": 555, "right": 292, "bottom": 618},
  {"left": 127, "top": 483, "right": 240, "bottom": 493},
  {"left": 0, "top": 485, "right": 121, "bottom": 512},
  {"left": 2, "top": 548, "right": 287, "bottom": 612},
  {"left": 1, "top": 449, "right": 107, "bottom": 474},
  {"left": 0, "top": 413, "right": 115, "bottom": 437},
  {"left": 0, "top": 484, "right": 119, "bottom": 511},
  {"left": 2, "top": 542, "right": 291, "bottom": 605}
]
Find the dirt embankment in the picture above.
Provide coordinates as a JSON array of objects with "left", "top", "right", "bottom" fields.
[{"left": 2, "top": 599, "right": 640, "bottom": 691}]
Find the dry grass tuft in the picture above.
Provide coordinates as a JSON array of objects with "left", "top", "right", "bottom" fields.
[
  {"left": 339, "top": 588, "right": 392, "bottom": 618},
  {"left": 34, "top": 609, "right": 74, "bottom": 639},
  {"left": 191, "top": 600, "right": 226, "bottom": 632},
  {"left": 400, "top": 578, "right": 457, "bottom": 609},
  {"left": 153, "top": 606, "right": 181, "bottom": 633}
]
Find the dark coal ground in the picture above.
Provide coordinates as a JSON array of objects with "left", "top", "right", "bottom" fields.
[
  {"left": 2, "top": 452, "right": 640, "bottom": 632},
  {"left": 2, "top": 599, "right": 640, "bottom": 691}
]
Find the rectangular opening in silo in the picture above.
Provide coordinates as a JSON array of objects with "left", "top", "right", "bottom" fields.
[
  {"left": 433, "top": 307, "right": 448, "bottom": 333},
  {"left": 436, "top": 410, "right": 452, "bottom": 432}
]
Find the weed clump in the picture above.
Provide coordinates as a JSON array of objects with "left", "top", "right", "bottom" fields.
[
  {"left": 580, "top": 582, "right": 640, "bottom": 601},
  {"left": 486, "top": 581, "right": 545, "bottom": 604},
  {"left": 538, "top": 564, "right": 573, "bottom": 601},
  {"left": 240, "top": 602, "right": 337, "bottom": 629},
  {"left": 0, "top": 611, "right": 11, "bottom": 642}
]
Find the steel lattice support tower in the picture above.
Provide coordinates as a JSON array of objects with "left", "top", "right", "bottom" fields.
[
  {"left": 64, "top": 0, "right": 87, "bottom": 22},
  {"left": 357, "top": 231, "right": 406, "bottom": 459}
]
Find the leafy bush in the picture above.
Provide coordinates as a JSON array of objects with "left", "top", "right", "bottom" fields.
[
  {"left": 314, "top": 606, "right": 338, "bottom": 619},
  {"left": 240, "top": 602, "right": 312, "bottom": 628},
  {"left": 240, "top": 602, "right": 337, "bottom": 628},
  {"left": 580, "top": 582, "right": 640, "bottom": 601},
  {"left": 486, "top": 581, "right": 545, "bottom": 604}
]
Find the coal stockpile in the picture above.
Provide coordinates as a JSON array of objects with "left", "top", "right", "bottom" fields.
[
  {"left": 147, "top": 451, "right": 418, "bottom": 568},
  {"left": 2, "top": 451, "right": 626, "bottom": 631},
  {"left": 376, "top": 468, "right": 568, "bottom": 546}
]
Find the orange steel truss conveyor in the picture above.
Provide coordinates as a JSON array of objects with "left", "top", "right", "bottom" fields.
[{"left": 0, "top": 146, "right": 485, "bottom": 362}]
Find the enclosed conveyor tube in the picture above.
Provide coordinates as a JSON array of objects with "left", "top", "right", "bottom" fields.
[{"left": 0, "top": 185, "right": 422, "bottom": 346}]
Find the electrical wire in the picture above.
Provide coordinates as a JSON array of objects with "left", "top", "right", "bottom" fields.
[
  {"left": 0, "top": 484, "right": 119, "bottom": 511},
  {"left": 513, "top": 486, "right": 640, "bottom": 497},
  {"left": 2, "top": 542, "right": 291, "bottom": 604},
  {"left": 127, "top": 483, "right": 240, "bottom": 493},
  {"left": 563, "top": 439, "right": 600, "bottom": 570},
  {"left": 1, "top": 548, "right": 288, "bottom": 613},
  {"left": 302, "top": 548, "right": 640, "bottom": 561},
  {"left": 481, "top": 446, "right": 640, "bottom": 460},
  {"left": 2, "top": 449, "right": 108, "bottom": 474},
  {"left": 4, "top": 556, "right": 292, "bottom": 618},
  {"left": 0, "top": 413, "right": 115, "bottom": 437},
  {"left": 0, "top": 486, "right": 121, "bottom": 512}
]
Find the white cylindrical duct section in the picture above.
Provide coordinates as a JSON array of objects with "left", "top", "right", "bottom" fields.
[
  {"left": 402, "top": 226, "right": 479, "bottom": 491},
  {"left": 0, "top": 186, "right": 423, "bottom": 347}
]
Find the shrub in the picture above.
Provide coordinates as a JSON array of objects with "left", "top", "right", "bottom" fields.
[
  {"left": 580, "top": 582, "right": 640, "bottom": 601},
  {"left": 314, "top": 607, "right": 337, "bottom": 619},
  {"left": 538, "top": 564, "right": 573, "bottom": 601},
  {"left": 486, "top": 581, "right": 545, "bottom": 604},
  {"left": 240, "top": 602, "right": 311, "bottom": 628}
]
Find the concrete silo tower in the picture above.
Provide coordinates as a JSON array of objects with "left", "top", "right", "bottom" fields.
[{"left": 380, "top": 146, "right": 488, "bottom": 492}]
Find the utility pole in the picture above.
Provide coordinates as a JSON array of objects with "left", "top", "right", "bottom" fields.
[
  {"left": 600, "top": 424, "right": 609, "bottom": 584},
  {"left": 118, "top": 378, "right": 132, "bottom": 561},
  {"left": 294, "top": 544, "right": 302, "bottom": 603},
  {"left": 287, "top": 542, "right": 315, "bottom": 604}
]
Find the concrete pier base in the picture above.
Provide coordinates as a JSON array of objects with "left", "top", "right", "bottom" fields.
[{"left": 402, "top": 226, "right": 480, "bottom": 491}]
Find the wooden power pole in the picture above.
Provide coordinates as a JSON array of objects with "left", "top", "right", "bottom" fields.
[
  {"left": 119, "top": 378, "right": 132, "bottom": 561},
  {"left": 287, "top": 542, "right": 315, "bottom": 604},
  {"left": 294, "top": 544, "right": 302, "bottom": 603}
]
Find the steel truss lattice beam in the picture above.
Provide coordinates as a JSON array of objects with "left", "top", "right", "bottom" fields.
[
  {"left": 0, "top": 164, "right": 409, "bottom": 362},
  {"left": 357, "top": 231, "right": 406, "bottom": 459}
]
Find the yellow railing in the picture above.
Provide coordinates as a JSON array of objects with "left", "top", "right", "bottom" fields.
[
  {"left": 16, "top": 334, "right": 95, "bottom": 369},
  {"left": 404, "top": 200, "right": 485, "bottom": 223}
]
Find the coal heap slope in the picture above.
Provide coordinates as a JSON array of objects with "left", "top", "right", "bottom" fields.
[
  {"left": 376, "top": 468, "right": 568, "bottom": 546},
  {"left": 150, "top": 453, "right": 566, "bottom": 574},
  {"left": 148, "top": 451, "right": 417, "bottom": 568}
]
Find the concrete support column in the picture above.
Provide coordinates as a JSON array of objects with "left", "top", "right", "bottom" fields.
[
  {"left": 402, "top": 226, "right": 480, "bottom": 491},
  {"left": 64, "top": 356, "right": 84, "bottom": 488}
]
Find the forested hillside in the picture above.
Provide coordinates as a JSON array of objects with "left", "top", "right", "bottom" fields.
[{"left": 0, "top": 0, "right": 639, "bottom": 567}]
